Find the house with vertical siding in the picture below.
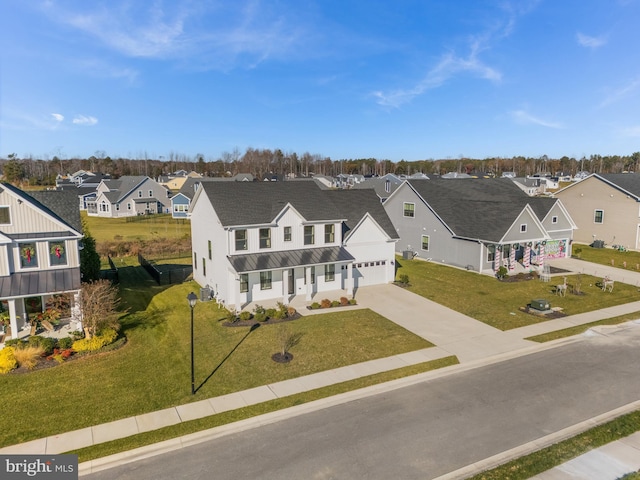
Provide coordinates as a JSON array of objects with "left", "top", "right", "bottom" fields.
[
  {"left": 188, "top": 182, "right": 398, "bottom": 311},
  {"left": 0, "top": 184, "right": 83, "bottom": 343},
  {"left": 383, "top": 178, "right": 575, "bottom": 274}
]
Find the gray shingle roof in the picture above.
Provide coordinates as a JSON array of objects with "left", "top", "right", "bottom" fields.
[
  {"left": 407, "top": 178, "right": 549, "bottom": 242},
  {"left": 2, "top": 184, "right": 82, "bottom": 234},
  {"left": 200, "top": 182, "right": 398, "bottom": 240},
  {"left": 599, "top": 174, "right": 640, "bottom": 199}
]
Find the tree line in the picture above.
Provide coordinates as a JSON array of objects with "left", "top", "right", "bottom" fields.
[{"left": 2, "top": 150, "right": 640, "bottom": 186}]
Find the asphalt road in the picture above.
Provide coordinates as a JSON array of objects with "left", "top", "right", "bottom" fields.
[{"left": 84, "top": 325, "right": 640, "bottom": 480}]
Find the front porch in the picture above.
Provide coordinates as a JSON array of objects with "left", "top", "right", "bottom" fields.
[{"left": 239, "top": 287, "right": 356, "bottom": 315}]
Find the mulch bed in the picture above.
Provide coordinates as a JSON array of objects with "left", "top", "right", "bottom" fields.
[
  {"left": 271, "top": 352, "right": 293, "bottom": 363},
  {"left": 223, "top": 313, "right": 302, "bottom": 328}
]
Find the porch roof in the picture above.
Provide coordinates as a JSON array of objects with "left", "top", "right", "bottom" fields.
[
  {"left": 0, "top": 268, "right": 81, "bottom": 298},
  {"left": 228, "top": 247, "right": 355, "bottom": 273}
]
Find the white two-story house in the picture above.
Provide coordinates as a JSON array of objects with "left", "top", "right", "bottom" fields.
[
  {"left": 0, "top": 184, "right": 83, "bottom": 341},
  {"left": 189, "top": 182, "right": 398, "bottom": 310}
]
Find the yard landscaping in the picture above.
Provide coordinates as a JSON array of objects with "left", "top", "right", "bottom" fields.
[
  {"left": 0, "top": 261, "right": 434, "bottom": 449},
  {"left": 394, "top": 256, "right": 640, "bottom": 330}
]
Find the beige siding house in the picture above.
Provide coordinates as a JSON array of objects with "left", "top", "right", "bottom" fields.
[{"left": 554, "top": 174, "right": 640, "bottom": 249}]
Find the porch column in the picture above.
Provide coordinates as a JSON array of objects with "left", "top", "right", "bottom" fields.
[
  {"left": 71, "top": 291, "right": 83, "bottom": 331},
  {"left": 305, "top": 266, "right": 312, "bottom": 301},
  {"left": 346, "top": 263, "right": 353, "bottom": 296},
  {"left": 282, "top": 269, "right": 289, "bottom": 304},
  {"left": 8, "top": 299, "right": 18, "bottom": 338}
]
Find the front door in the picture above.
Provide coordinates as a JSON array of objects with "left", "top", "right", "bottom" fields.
[{"left": 288, "top": 269, "right": 294, "bottom": 295}]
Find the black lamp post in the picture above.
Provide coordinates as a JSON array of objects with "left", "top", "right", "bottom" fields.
[{"left": 187, "top": 292, "right": 198, "bottom": 395}]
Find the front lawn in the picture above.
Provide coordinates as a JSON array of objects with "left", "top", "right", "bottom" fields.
[
  {"left": 82, "top": 211, "right": 191, "bottom": 243},
  {"left": 0, "top": 279, "right": 433, "bottom": 448},
  {"left": 395, "top": 257, "right": 640, "bottom": 330},
  {"left": 574, "top": 243, "right": 640, "bottom": 270}
]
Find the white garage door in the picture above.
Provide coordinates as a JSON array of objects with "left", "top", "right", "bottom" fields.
[{"left": 353, "top": 260, "right": 388, "bottom": 287}]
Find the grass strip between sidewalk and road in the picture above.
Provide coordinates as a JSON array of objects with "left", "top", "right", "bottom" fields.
[
  {"left": 467, "top": 409, "right": 640, "bottom": 480},
  {"left": 70, "top": 356, "right": 459, "bottom": 463},
  {"left": 525, "top": 312, "right": 640, "bottom": 343}
]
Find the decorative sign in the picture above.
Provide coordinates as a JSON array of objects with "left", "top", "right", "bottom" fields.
[{"left": 544, "top": 239, "right": 567, "bottom": 259}]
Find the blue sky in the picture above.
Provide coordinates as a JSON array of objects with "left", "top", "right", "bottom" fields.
[{"left": 2, "top": 0, "right": 640, "bottom": 162}]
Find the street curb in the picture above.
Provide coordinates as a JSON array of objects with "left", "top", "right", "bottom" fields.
[
  {"left": 432, "top": 400, "right": 640, "bottom": 480},
  {"left": 78, "top": 337, "right": 580, "bottom": 476}
]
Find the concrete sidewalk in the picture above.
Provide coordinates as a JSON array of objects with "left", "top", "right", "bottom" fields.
[{"left": 2, "top": 259, "right": 640, "bottom": 478}]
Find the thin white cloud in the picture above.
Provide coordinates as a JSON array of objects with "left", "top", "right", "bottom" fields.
[
  {"left": 600, "top": 77, "right": 640, "bottom": 107},
  {"left": 576, "top": 32, "right": 607, "bottom": 48},
  {"left": 40, "top": 1, "right": 302, "bottom": 70},
  {"left": 72, "top": 115, "right": 98, "bottom": 126},
  {"left": 510, "top": 109, "right": 564, "bottom": 129},
  {"left": 51, "top": 113, "right": 64, "bottom": 122},
  {"left": 373, "top": 1, "right": 536, "bottom": 108}
]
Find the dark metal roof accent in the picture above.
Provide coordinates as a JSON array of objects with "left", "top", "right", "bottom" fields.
[
  {"left": 0, "top": 268, "right": 81, "bottom": 298},
  {"left": 6, "top": 231, "right": 76, "bottom": 240},
  {"left": 227, "top": 247, "right": 355, "bottom": 273}
]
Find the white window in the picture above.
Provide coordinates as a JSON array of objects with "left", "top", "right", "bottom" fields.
[
  {"left": 403, "top": 202, "right": 415, "bottom": 218},
  {"left": 325, "top": 264, "right": 335, "bottom": 282},
  {"left": 304, "top": 225, "right": 314, "bottom": 245},
  {"left": 520, "top": 224, "right": 527, "bottom": 233},
  {"left": 324, "top": 224, "right": 335, "bottom": 243},
  {"left": 260, "top": 271, "right": 272, "bottom": 290},
  {"left": 551, "top": 216, "right": 558, "bottom": 224},
  {"left": 284, "top": 226, "right": 292, "bottom": 242},
  {"left": 421, "top": 235, "right": 430, "bottom": 251},
  {"left": 259, "top": 228, "right": 271, "bottom": 249},
  {"left": 240, "top": 274, "right": 249, "bottom": 293},
  {"left": 235, "top": 230, "right": 247, "bottom": 250},
  {"left": 594, "top": 210, "right": 604, "bottom": 224}
]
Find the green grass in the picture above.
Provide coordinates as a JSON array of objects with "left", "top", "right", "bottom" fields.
[
  {"left": 70, "top": 356, "right": 459, "bottom": 462},
  {"left": 0, "top": 276, "right": 434, "bottom": 448},
  {"left": 395, "top": 257, "right": 640, "bottom": 330},
  {"left": 81, "top": 211, "right": 191, "bottom": 243},
  {"left": 575, "top": 243, "right": 640, "bottom": 271},
  {"left": 526, "top": 312, "right": 640, "bottom": 342},
  {"left": 468, "top": 409, "right": 640, "bottom": 480}
]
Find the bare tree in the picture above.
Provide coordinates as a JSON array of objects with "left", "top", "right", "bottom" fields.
[{"left": 80, "top": 280, "right": 124, "bottom": 338}]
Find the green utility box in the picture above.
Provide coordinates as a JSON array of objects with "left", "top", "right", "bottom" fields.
[{"left": 530, "top": 299, "right": 550, "bottom": 311}]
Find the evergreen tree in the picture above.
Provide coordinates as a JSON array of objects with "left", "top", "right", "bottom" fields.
[{"left": 80, "top": 221, "right": 101, "bottom": 282}]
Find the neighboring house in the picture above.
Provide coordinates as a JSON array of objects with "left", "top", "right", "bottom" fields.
[
  {"left": 384, "top": 179, "right": 575, "bottom": 274},
  {"left": 352, "top": 173, "right": 406, "bottom": 202},
  {"left": 310, "top": 175, "right": 336, "bottom": 189},
  {"left": 336, "top": 174, "right": 365, "bottom": 188},
  {"left": 0, "top": 184, "right": 83, "bottom": 343},
  {"left": 555, "top": 173, "right": 640, "bottom": 249},
  {"left": 158, "top": 171, "right": 202, "bottom": 191},
  {"left": 87, "top": 176, "right": 172, "bottom": 217},
  {"left": 189, "top": 182, "right": 398, "bottom": 310},
  {"left": 512, "top": 177, "right": 547, "bottom": 196},
  {"left": 171, "top": 177, "right": 229, "bottom": 219}
]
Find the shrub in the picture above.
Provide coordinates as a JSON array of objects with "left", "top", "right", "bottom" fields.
[
  {"left": 253, "top": 312, "right": 267, "bottom": 322},
  {"left": 348, "top": 299, "right": 357, "bottom": 305},
  {"left": 58, "top": 337, "right": 73, "bottom": 350},
  {"left": 287, "top": 306, "right": 297, "bottom": 317},
  {"left": 4, "top": 339, "right": 23, "bottom": 349},
  {"left": 320, "top": 299, "right": 332, "bottom": 308},
  {"left": 340, "top": 297, "right": 349, "bottom": 306},
  {"left": 331, "top": 300, "right": 341, "bottom": 307},
  {"left": 51, "top": 353, "right": 65, "bottom": 364},
  {"left": 265, "top": 308, "right": 277, "bottom": 319},
  {"left": 272, "top": 308, "right": 285, "bottom": 320},
  {"left": 496, "top": 266, "right": 508, "bottom": 280},
  {"left": 28, "top": 336, "right": 56, "bottom": 354},
  {"left": 397, "top": 274, "right": 409, "bottom": 284},
  {"left": 253, "top": 304, "right": 265, "bottom": 315},
  {"left": 310, "top": 302, "right": 320, "bottom": 310},
  {"left": 73, "top": 328, "right": 118, "bottom": 352},
  {"left": 239, "top": 311, "right": 252, "bottom": 321},
  {"left": 0, "top": 347, "right": 17, "bottom": 374},
  {"left": 13, "top": 346, "right": 45, "bottom": 370},
  {"left": 276, "top": 302, "right": 288, "bottom": 318},
  {"left": 226, "top": 310, "right": 238, "bottom": 323}
]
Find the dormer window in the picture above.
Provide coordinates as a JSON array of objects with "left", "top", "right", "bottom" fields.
[{"left": 324, "top": 224, "right": 335, "bottom": 243}]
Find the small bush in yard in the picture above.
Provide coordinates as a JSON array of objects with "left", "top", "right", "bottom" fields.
[
  {"left": 73, "top": 328, "right": 118, "bottom": 352},
  {"left": 58, "top": 337, "right": 73, "bottom": 350},
  {"left": 310, "top": 302, "right": 321, "bottom": 310},
  {"left": 226, "top": 310, "right": 237, "bottom": 323},
  {"left": 0, "top": 348, "right": 17, "bottom": 374},
  {"left": 320, "top": 299, "right": 332, "bottom": 308},
  {"left": 331, "top": 300, "right": 341, "bottom": 307},
  {"left": 340, "top": 297, "right": 349, "bottom": 306},
  {"left": 287, "top": 306, "right": 297, "bottom": 317},
  {"left": 265, "top": 308, "right": 277, "bottom": 319},
  {"left": 348, "top": 299, "right": 357, "bottom": 305},
  {"left": 397, "top": 274, "right": 410, "bottom": 285},
  {"left": 253, "top": 312, "right": 267, "bottom": 322},
  {"left": 239, "top": 311, "right": 252, "bottom": 322},
  {"left": 28, "top": 336, "right": 56, "bottom": 355}
]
